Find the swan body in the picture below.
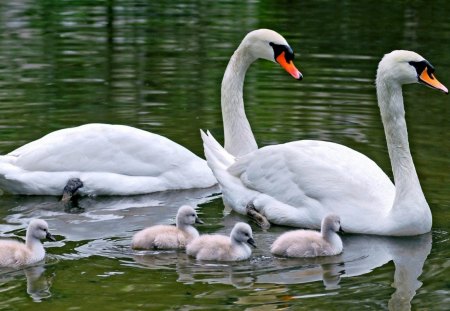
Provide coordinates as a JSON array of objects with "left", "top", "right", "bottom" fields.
[
  {"left": 0, "top": 123, "right": 217, "bottom": 196},
  {"left": 203, "top": 50, "right": 448, "bottom": 236},
  {"left": 186, "top": 222, "right": 256, "bottom": 261},
  {"left": 0, "top": 219, "right": 55, "bottom": 268},
  {"left": 271, "top": 214, "right": 343, "bottom": 257},
  {"left": 131, "top": 205, "right": 203, "bottom": 250},
  {"left": 0, "top": 29, "right": 299, "bottom": 197}
]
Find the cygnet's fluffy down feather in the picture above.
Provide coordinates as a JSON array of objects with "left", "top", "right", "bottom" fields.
[
  {"left": 132, "top": 205, "right": 203, "bottom": 250},
  {"left": 0, "top": 240, "right": 35, "bottom": 267},
  {"left": 0, "top": 219, "right": 55, "bottom": 268},
  {"left": 186, "top": 222, "right": 256, "bottom": 261},
  {"left": 271, "top": 214, "right": 343, "bottom": 257}
]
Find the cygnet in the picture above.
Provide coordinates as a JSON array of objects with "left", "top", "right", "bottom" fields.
[
  {"left": 131, "top": 205, "right": 204, "bottom": 250},
  {"left": 186, "top": 222, "right": 256, "bottom": 261},
  {"left": 271, "top": 214, "right": 343, "bottom": 257},
  {"left": 0, "top": 219, "right": 56, "bottom": 268}
]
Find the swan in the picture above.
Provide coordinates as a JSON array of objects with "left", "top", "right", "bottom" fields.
[
  {"left": 0, "top": 29, "right": 300, "bottom": 198},
  {"left": 0, "top": 219, "right": 56, "bottom": 268},
  {"left": 186, "top": 222, "right": 256, "bottom": 261},
  {"left": 131, "top": 205, "right": 203, "bottom": 250},
  {"left": 0, "top": 124, "right": 216, "bottom": 197},
  {"left": 271, "top": 214, "right": 343, "bottom": 257},
  {"left": 202, "top": 50, "right": 448, "bottom": 236}
]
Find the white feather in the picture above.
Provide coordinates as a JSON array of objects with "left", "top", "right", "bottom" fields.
[{"left": 0, "top": 124, "right": 216, "bottom": 195}]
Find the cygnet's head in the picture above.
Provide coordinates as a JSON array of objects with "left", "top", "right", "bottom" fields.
[
  {"left": 377, "top": 50, "right": 448, "bottom": 93},
  {"left": 230, "top": 222, "right": 256, "bottom": 248},
  {"left": 28, "top": 219, "right": 56, "bottom": 241},
  {"left": 176, "top": 205, "right": 204, "bottom": 226},
  {"left": 321, "top": 214, "right": 342, "bottom": 233},
  {"left": 242, "top": 29, "right": 302, "bottom": 80}
]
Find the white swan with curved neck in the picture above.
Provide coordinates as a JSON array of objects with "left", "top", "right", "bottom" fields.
[
  {"left": 202, "top": 50, "right": 448, "bottom": 236},
  {"left": 0, "top": 29, "right": 300, "bottom": 197},
  {"left": 221, "top": 29, "right": 302, "bottom": 156}
]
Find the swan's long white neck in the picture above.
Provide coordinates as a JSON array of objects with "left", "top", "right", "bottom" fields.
[
  {"left": 221, "top": 46, "right": 258, "bottom": 157},
  {"left": 376, "top": 74, "right": 428, "bottom": 211}
]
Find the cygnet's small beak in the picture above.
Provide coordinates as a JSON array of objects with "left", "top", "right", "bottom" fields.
[
  {"left": 338, "top": 226, "right": 345, "bottom": 234},
  {"left": 195, "top": 217, "right": 204, "bottom": 224},
  {"left": 247, "top": 237, "right": 257, "bottom": 248},
  {"left": 46, "top": 232, "right": 56, "bottom": 242}
]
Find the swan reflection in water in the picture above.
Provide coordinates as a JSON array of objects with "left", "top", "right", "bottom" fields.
[
  {"left": 0, "top": 186, "right": 219, "bottom": 242},
  {"left": 131, "top": 224, "right": 432, "bottom": 310},
  {"left": 0, "top": 264, "right": 54, "bottom": 302},
  {"left": 0, "top": 190, "right": 432, "bottom": 309}
]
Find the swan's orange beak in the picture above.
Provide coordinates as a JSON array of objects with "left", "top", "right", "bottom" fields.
[
  {"left": 276, "top": 52, "right": 303, "bottom": 80},
  {"left": 419, "top": 67, "right": 448, "bottom": 94}
]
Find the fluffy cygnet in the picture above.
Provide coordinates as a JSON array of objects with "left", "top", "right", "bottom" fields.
[
  {"left": 0, "top": 219, "right": 56, "bottom": 268},
  {"left": 186, "top": 222, "right": 256, "bottom": 261},
  {"left": 271, "top": 214, "right": 343, "bottom": 257},
  {"left": 131, "top": 205, "right": 204, "bottom": 250}
]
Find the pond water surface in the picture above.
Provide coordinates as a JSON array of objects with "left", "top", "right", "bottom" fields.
[{"left": 0, "top": 1, "right": 449, "bottom": 310}]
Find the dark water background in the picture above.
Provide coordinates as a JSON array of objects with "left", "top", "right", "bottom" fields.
[{"left": 0, "top": 1, "right": 449, "bottom": 310}]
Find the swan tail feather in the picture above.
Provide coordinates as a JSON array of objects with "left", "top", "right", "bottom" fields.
[{"left": 200, "top": 130, "right": 236, "bottom": 176}]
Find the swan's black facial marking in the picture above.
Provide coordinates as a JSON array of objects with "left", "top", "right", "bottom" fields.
[
  {"left": 270, "top": 42, "right": 295, "bottom": 63},
  {"left": 409, "top": 60, "right": 435, "bottom": 79}
]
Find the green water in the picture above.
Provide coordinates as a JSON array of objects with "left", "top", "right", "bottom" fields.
[{"left": 0, "top": 1, "right": 449, "bottom": 310}]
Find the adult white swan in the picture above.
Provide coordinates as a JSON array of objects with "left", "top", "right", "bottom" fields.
[
  {"left": 0, "top": 29, "right": 301, "bottom": 198},
  {"left": 0, "top": 124, "right": 217, "bottom": 198},
  {"left": 202, "top": 50, "right": 448, "bottom": 236}
]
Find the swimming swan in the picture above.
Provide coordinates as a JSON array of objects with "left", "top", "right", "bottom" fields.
[
  {"left": 0, "top": 124, "right": 217, "bottom": 198},
  {"left": 271, "top": 214, "right": 343, "bottom": 257},
  {"left": 202, "top": 50, "right": 448, "bottom": 236},
  {"left": 131, "top": 205, "right": 203, "bottom": 250},
  {"left": 0, "top": 29, "right": 300, "bottom": 198},
  {"left": 0, "top": 219, "right": 56, "bottom": 268},
  {"left": 186, "top": 222, "right": 256, "bottom": 261}
]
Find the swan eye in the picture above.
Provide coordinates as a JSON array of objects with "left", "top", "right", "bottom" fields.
[
  {"left": 269, "top": 42, "right": 295, "bottom": 63},
  {"left": 409, "top": 60, "right": 435, "bottom": 77}
]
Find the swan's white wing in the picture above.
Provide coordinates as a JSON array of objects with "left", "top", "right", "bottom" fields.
[
  {"left": 0, "top": 124, "right": 216, "bottom": 195},
  {"left": 8, "top": 124, "right": 201, "bottom": 176},
  {"left": 229, "top": 140, "right": 395, "bottom": 213}
]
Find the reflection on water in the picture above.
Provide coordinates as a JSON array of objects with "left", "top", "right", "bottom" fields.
[
  {"left": 23, "top": 265, "right": 53, "bottom": 302},
  {"left": 129, "top": 210, "right": 432, "bottom": 310},
  {"left": 0, "top": 186, "right": 220, "bottom": 241},
  {"left": 0, "top": 264, "right": 53, "bottom": 303},
  {"left": 0, "top": 190, "right": 441, "bottom": 310}
]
